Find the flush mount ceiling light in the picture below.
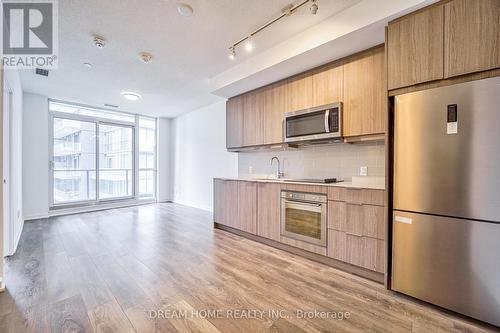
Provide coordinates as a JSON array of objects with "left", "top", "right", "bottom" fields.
[
  {"left": 227, "top": 0, "right": 318, "bottom": 60},
  {"left": 177, "top": 3, "right": 193, "bottom": 16},
  {"left": 121, "top": 91, "right": 142, "bottom": 101}
]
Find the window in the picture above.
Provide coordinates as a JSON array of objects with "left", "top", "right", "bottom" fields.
[
  {"left": 50, "top": 101, "right": 157, "bottom": 206},
  {"left": 52, "top": 118, "right": 96, "bottom": 203},
  {"left": 138, "top": 117, "right": 157, "bottom": 198}
]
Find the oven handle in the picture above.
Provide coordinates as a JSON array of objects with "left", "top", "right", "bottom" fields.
[
  {"left": 324, "top": 109, "right": 330, "bottom": 133},
  {"left": 285, "top": 201, "right": 323, "bottom": 213}
]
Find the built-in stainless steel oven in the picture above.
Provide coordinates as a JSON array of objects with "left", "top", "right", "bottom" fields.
[
  {"left": 280, "top": 191, "right": 327, "bottom": 247},
  {"left": 284, "top": 102, "right": 342, "bottom": 143}
]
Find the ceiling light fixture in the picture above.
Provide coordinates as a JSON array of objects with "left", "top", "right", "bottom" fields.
[
  {"left": 177, "top": 3, "right": 193, "bottom": 17},
  {"left": 83, "top": 62, "right": 92, "bottom": 68},
  {"left": 244, "top": 36, "right": 253, "bottom": 52},
  {"left": 227, "top": 0, "right": 317, "bottom": 60},
  {"left": 121, "top": 91, "right": 142, "bottom": 101},
  {"left": 228, "top": 46, "right": 236, "bottom": 60}
]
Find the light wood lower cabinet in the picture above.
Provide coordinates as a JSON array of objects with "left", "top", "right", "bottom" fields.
[
  {"left": 328, "top": 230, "right": 385, "bottom": 273},
  {"left": 214, "top": 179, "right": 257, "bottom": 233},
  {"left": 256, "top": 183, "right": 281, "bottom": 241},
  {"left": 215, "top": 179, "right": 386, "bottom": 274},
  {"left": 327, "top": 188, "right": 386, "bottom": 273},
  {"left": 214, "top": 179, "right": 239, "bottom": 229},
  {"left": 238, "top": 181, "right": 257, "bottom": 234}
]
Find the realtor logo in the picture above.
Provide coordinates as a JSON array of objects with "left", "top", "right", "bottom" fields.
[{"left": 1, "top": 0, "right": 58, "bottom": 68}]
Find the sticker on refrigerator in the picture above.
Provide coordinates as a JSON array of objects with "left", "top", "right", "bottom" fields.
[
  {"left": 447, "top": 104, "right": 458, "bottom": 134},
  {"left": 395, "top": 216, "right": 412, "bottom": 224}
]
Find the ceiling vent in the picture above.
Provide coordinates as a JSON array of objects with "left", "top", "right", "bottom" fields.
[{"left": 35, "top": 68, "right": 50, "bottom": 76}]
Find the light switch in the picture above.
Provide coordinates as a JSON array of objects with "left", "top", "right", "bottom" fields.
[{"left": 360, "top": 166, "right": 368, "bottom": 176}]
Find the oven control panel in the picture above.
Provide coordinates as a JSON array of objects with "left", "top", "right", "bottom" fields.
[{"left": 281, "top": 191, "right": 327, "bottom": 203}]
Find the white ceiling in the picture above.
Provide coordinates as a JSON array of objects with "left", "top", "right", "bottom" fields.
[{"left": 19, "top": 0, "right": 363, "bottom": 118}]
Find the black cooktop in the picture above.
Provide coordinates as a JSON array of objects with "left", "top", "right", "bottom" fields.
[{"left": 287, "top": 178, "right": 343, "bottom": 184}]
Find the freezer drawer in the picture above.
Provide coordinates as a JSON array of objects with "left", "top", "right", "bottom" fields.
[{"left": 392, "top": 211, "right": 500, "bottom": 327}]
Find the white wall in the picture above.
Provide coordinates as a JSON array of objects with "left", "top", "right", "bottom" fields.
[
  {"left": 171, "top": 101, "right": 238, "bottom": 211},
  {"left": 157, "top": 117, "right": 172, "bottom": 202},
  {"left": 3, "top": 69, "right": 24, "bottom": 255},
  {"left": 22, "top": 93, "right": 49, "bottom": 220}
]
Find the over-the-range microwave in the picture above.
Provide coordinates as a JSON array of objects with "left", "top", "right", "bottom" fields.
[{"left": 284, "top": 102, "right": 342, "bottom": 143}]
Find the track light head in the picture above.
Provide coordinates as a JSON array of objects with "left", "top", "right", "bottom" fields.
[
  {"left": 228, "top": 46, "right": 236, "bottom": 60},
  {"left": 245, "top": 36, "right": 253, "bottom": 52},
  {"left": 310, "top": 0, "right": 318, "bottom": 15}
]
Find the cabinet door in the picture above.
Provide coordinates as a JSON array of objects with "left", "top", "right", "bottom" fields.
[
  {"left": 312, "top": 63, "right": 343, "bottom": 107},
  {"left": 243, "top": 90, "right": 265, "bottom": 147},
  {"left": 285, "top": 72, "right": 313, "bottom": 113},
  {"left": 226, "top": 96, "right": 244, "bottom": 148},
  {"left": 387, "top": 5, "right": 444, "bottom": 89},
  {"left": 214, "top": 179, "right": 238, "bottom": 229},
  {"left": 263, "top": 82, "right": 286, "bottom": 145},
  {"left": 257, "top": 183, "right": 282, "bottom": 241},
  {"left": 444, "top": 0, "right": 500, "bottom": 78},
  {"left": 238, "top": 181, "right": 257, "bottom": 234},
  {"left": 327, "top": 229, "right": 346, "bottom": 261},
  {"left": 343, "top": 47, "right": 386, "bottom": 137}
]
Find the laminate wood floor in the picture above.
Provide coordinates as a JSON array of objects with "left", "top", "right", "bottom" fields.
[{"left": 1, "top": 203, "right": 498, "bottom": 333}]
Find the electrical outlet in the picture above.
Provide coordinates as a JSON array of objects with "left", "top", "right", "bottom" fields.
[
  {"left": 360, "top": 166, "right": 368, "bottom": 176},
  {"left": 248, "top": 166, "right": 253, "bottom": 174}
]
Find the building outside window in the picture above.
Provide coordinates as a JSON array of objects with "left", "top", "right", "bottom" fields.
[{"left": 50, "top": 101, "right": 157, "bottom": 206}]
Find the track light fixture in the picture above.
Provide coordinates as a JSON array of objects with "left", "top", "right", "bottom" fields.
[
  {"left": 227, "top": 0, "right": 318, "bottom": 60},
  {"left": 228, "top": 46, "right": 235, "bottom": 60},
  {"left": 310, "top": 0, "right": 318, "bottom": 14},
  {"left": 245, "top": 36, "right": 254, "bottom": 52}
]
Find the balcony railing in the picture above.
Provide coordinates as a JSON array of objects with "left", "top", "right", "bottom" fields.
[{"left": 53, "top": 169, "right": 134, "bottom": 203}]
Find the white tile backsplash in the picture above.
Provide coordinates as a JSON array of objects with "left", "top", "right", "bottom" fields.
[{"left": 238, "top": 142, "right": 385, "bottom": 181}]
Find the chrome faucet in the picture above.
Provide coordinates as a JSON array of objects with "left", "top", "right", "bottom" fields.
[{"left": 270, "top": 156, "right": 284, "bottom": 179}]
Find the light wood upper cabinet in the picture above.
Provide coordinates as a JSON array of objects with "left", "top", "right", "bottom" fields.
[
  {"left": 312, "top": 63, "right": 343, "bottom": 107},
  {"left": 343, "top": 47, "right": 386, "bottom": 137},
  {"left": 387, "top": 4, "right": 444, "bottom": 90},
  {"left": 444, "top": 0, "right": 500, "bottom": 78},
  {"left": 243, "top": 90, "right": 265, "bottom": 147},
  {"left": 256, "top": 183, "right": 282, "bottom": 241},
  {"left": 263, "top": 82, "right": 286, "bottom": 145},
  {"left": 285, "top": 72, "right": 313, "bottom": 113},
  {"left": 226, "top": 96, "right": 244, "bottom": 149}
]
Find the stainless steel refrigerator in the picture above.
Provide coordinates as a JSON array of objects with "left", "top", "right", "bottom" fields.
[{"left": 392, "top": 76, "right": 500, "bottom": 327}]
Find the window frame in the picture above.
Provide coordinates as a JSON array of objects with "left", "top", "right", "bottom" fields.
[{"left": 49, "top": 100, "right": 157, "bottom": 209}]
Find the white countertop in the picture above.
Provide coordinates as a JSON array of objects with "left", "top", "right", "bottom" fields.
[{"left": 215, "top": 176, "right": 385, "bottom": 190}]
